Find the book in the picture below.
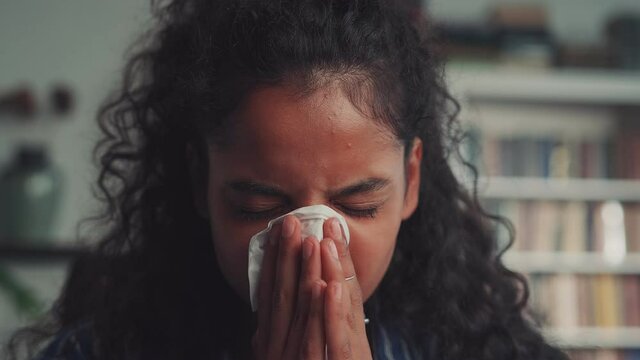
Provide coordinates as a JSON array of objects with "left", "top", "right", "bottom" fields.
[
  {"left": 528, "top": 274, "right": 640, "bottom": 328},
  {"left": 472, "top": 133, "right": 638, "bottom": 180},
  {"left": 622, "top": 275, "right": 640, "bottom": 327}
]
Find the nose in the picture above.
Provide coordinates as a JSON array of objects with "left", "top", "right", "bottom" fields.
[{"left": 290, "top": 197, "right": 331, "bottom": 211}]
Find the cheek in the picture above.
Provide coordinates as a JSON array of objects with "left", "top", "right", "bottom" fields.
[
  {"left": 347, "top": 215, "right": 401, "bottom": 301},
  {"left": 210, "top": 225, "right": 251, "bottom": 301},
  {"left": 208, "top": 199, "right": 269, "bottom": 303}
]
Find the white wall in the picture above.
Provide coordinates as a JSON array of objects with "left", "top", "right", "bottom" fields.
[
  {"left": 0, "top": 0, "right": 150, "bottom": 242},
  {"left": 0, "top": 0, "right": 149, "bottom": 347}
]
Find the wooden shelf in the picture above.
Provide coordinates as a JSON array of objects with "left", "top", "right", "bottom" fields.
[
  {"left": 0, "top": 242, "right": 88, "bottom": 263},
  {"left": 543, "top": 327, "right": 640, "bottom": 349},
  {"left": 475, "top": 176, "right": 640, "bottom": 201},
  {"left": 447, "top": 67, "right": 640, "bottom": 105},
  {"left": 503, "top": 252, "right": 640, "bottom": 274}
]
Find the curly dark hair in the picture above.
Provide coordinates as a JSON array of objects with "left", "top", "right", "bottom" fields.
[{"left": 7, "top": 0, "right": 569, "bottom": 359}]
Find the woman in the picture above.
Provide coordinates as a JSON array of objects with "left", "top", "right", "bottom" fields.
[{"left": 8, "top": 0, "right": 568, "bottom": 359}]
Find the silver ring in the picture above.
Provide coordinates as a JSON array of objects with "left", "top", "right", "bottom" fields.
[{"left": 344, "top": 275, "right": 356, "bottom": 281}]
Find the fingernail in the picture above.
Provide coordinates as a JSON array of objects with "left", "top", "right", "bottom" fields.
[
  {"left": 328, "top": 240, "right": 338, "bottom": 260},
  {"left": 330, "top": 218, "right": 341, "bottom": 240},
  {"left": 333, "top": 282, "right": 342, "bottom": 300},
  {"left": 303, "top": 238, "right": 313, "bottom": 259},
  {"left": 282, "top": 216, "right": 295, "bottom": 238}
]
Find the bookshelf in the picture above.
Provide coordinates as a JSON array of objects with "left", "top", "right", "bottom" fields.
[
  {"left": 448, "top": 66, "right": 640, "bottom": 354},
  {"left": 447, "top": 67, "right": 640, "bottom": 105},
  {"left": 503, "top": 252, "right": 640, "bottom": 274},
  {"left": 477, "top": 176, "right": 640, "bottom": 202}
]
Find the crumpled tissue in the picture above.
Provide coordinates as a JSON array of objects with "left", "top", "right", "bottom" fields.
[{"left": 247, "top": 204, "right": 350, "bottom": 311}]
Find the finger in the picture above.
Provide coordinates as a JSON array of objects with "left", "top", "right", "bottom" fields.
[
  {"left": 283, "top": 236, "right": 320, "bottom": 359},
  {"left": 256, "top": 222, "right": 281, "bottom": 356},
  {"left": 268, "top": 215, "right": 302, "bottom": 360},
  {"left": 325, "top": 280, "right": 353, "bottom": 360},
  {"left": 320, "top": 237, "right": 345, "bottom": 297},
  {"left": 301, "top": 280, "right": 327, "bottom": 360},
  {"left": 323, "top": 218, "right": 354, "bottom": 275},
  {"left": 323, "top": 218, "right": 366, "bottom": 333},
  {"left": 321, "top": 238, "right": 364, "bottom": 351},
  {"left": 322, "top": 237, "right": 349, "bottom": 316}
]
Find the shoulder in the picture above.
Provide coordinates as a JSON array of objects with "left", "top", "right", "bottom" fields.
[{"left": 34, "top": 324, "right": 93, "bottom": 360}]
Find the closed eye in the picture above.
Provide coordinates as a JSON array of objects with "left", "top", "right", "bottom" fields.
[
  {"left": 335, "top": 203, "right": 383, "bottom": 219},
  {"left": 233, "top": 205, "right": 286, "bottom": 221}
]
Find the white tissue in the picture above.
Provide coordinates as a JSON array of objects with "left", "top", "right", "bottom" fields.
[{"left": 247, "top": 204, "right": 350, "bottom": 311}]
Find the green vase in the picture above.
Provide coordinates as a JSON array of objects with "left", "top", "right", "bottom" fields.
[{"left": 0, "top": 145, "right": 64, "bottom": 244}]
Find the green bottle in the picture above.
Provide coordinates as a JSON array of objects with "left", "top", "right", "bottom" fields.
[{"left": 0, "top": 145, "right": 64, "bottom": 244}]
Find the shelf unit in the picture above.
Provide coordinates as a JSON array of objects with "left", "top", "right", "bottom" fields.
[
  {"left": 449, "top": 66, "right": 640, "bottom": 352},
  {"left": 0, "top": 243, "right": 88, "bottom": 263},
  {"left": 446, "top": 67, "right": 640, "bottom": 105},
  {"left": 503, "top": 252, "right": 640, "bottom": 274},
  {"left": 475, "top": 176, "right": 640, "bottom": 202},
  {"left": 543, "top": 327, "right": 640, "bottom": 349}
]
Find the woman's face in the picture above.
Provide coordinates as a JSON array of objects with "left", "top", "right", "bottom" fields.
[{"left": 199, "top": 82, "right": 422, "bottom": 306}]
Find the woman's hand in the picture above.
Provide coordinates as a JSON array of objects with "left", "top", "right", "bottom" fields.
[
  {"left": 320, "top": 218, "right": 373, "bottom": 360},
  {"left": 252, "top": 215, "right": 372, "bottom": 360},
  {"left": 253, "top": 215, "right": 327, "bottom": 360}
]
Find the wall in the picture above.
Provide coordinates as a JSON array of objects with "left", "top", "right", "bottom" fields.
[{"left": 0, "top": 0, "right": 149, "bottom": 347}]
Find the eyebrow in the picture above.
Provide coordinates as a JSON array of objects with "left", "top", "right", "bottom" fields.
[
  {"left": 328, "top": 178, "right": 391, "bottom": 197},
  {"left": 226, "top": 181, "right": 289, "bottom": 198},
  {"left": 225, "top": 177, "right": 391, "bottom": 198}
]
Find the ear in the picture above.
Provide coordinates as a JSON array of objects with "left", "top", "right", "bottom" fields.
[
  {"left": 401, "top": 137, "right": 422, "bottom": 220},
  {"left": 186, "top": 143, "right": 209, "bottom": 219}
]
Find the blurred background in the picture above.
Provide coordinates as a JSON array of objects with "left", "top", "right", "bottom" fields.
[{"left": 1, "top": 0, "right": 639, "bottom": 358}]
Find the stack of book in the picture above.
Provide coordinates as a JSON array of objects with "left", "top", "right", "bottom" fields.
[
  {"left": 527, "top": 274, "right": 640, "bottom": 328},
  {"left": 473, "top": 133, "right": 640, "bottom": 179},
  {"left": 484, "top": 200, "right": 640, "bottom": 253}
]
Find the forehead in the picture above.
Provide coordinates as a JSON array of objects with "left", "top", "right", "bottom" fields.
[{"left": 212, "top": 84, "right": 403, "bottom": 188}]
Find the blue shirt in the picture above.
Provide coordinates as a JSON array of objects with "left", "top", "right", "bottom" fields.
[{"left": 35, "top": 323, "right": 93, "bottom": 360}]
